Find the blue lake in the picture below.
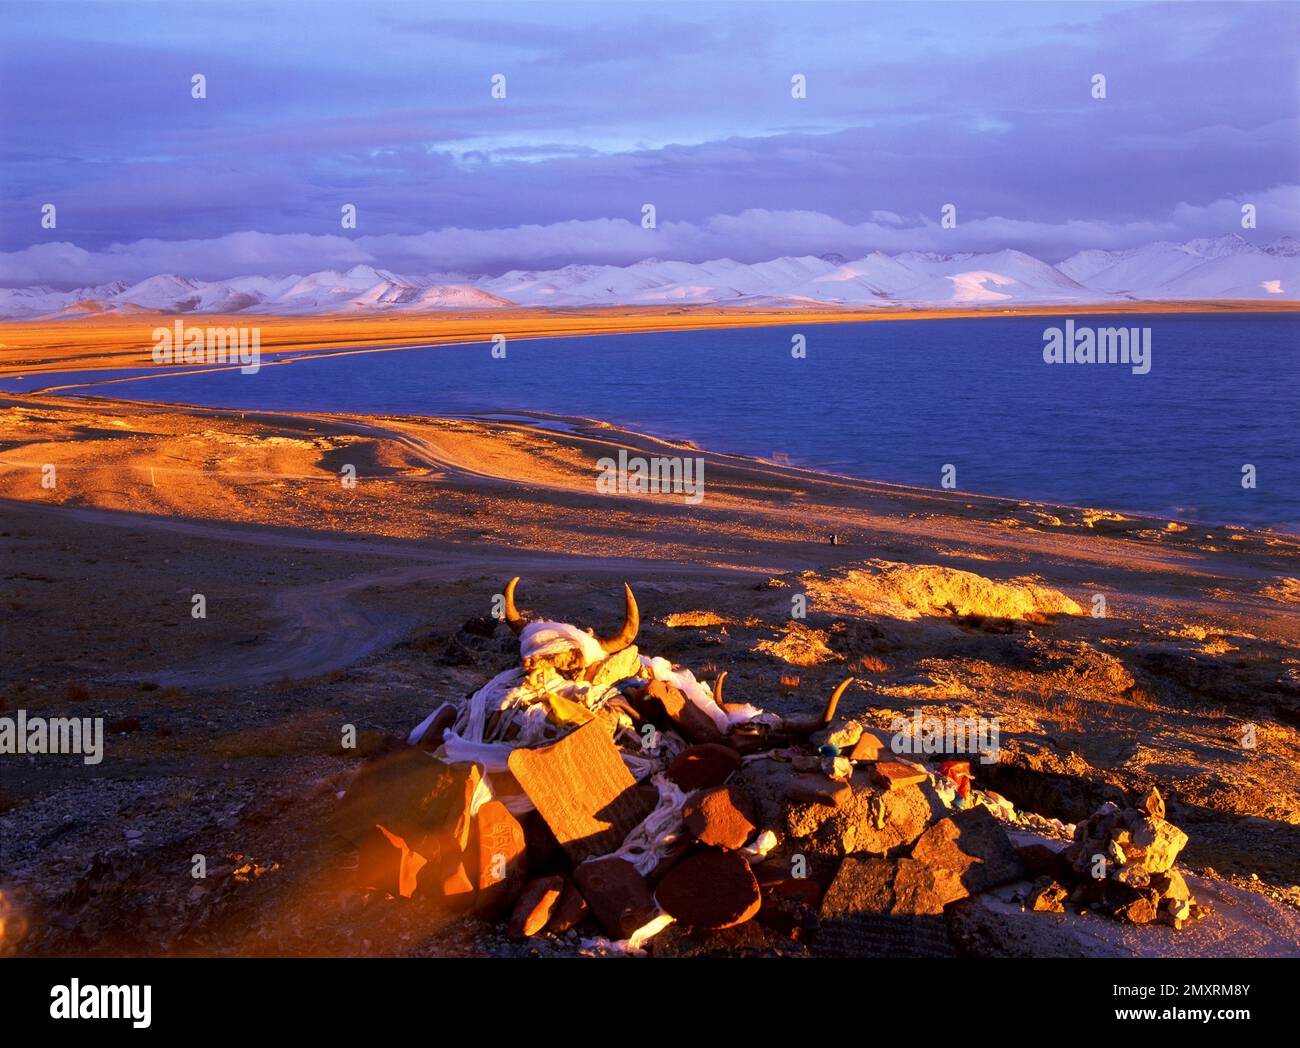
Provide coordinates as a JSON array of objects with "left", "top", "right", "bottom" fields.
[{"left": 4, "top": 313, "right": 1297, "bottom": 531}]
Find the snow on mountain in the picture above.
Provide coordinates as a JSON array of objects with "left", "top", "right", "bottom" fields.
[
  {"left": 1057, "top": 234, "right": 1300, "bottom": 300},
  {"left": 1263, "top": 235, "right": 1300, "bottom": 257},
  {"left": 2, "top": 235, "right": 1297, "bottom": 319},
  {"left": 398, "top": 285, "right": 513, "bottom": 309}
]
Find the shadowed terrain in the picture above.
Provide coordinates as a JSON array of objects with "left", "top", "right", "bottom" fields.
[{"left": 1, "top": 388, "right": 1297, "bottom": 955}]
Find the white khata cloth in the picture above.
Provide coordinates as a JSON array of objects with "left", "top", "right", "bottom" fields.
[{"left": 519, "top": 620, "right": 607, "bottom": 666}]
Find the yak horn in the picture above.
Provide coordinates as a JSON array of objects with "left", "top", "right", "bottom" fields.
[
  {"left": 503, "top": 576, "right": 526, "bottom": 635},
  {"left": 821, "top": 678, "right": 852, "bottom": 725},
  {"left": 597, "top": 583, "right": 640, "bottom": 653},
  {"left": 713, "top": 671, "right": 727, "bottom": 707}
]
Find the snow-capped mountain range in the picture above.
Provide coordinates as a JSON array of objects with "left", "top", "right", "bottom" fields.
[{"left": 3, "top": 234, "right": 1297, "bottom": 320}]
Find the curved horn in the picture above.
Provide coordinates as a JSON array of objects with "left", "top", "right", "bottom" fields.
[
  {"left": 821, "top": 678, "right": 852, "bottom": 725},
  {"left": 597, "top": 583, "right": 640, "bottom": 653},
  {"left": 503, "top": 576, "right": 526, "bottom": 635},
  {"left": 713, "top": 671, "right": 727, "bottom": 707}
]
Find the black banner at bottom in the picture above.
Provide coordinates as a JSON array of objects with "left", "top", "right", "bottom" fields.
[{"left": 1, "top": 955, "right": 1291, "bottom": 1033}]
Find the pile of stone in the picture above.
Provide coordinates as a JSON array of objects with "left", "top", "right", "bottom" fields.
[
  {"left": 1025, "top": 787, "right": 1209, "bottom": 929},
  {"left": 330, "top": 580, "right": 1203, "bottom": 955}
]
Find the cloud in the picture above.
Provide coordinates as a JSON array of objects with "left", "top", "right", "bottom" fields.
[
  {"left": 3, "top": 2, "right": 1296, "bottom": 262},
  {"left": 4, "top": 185, "right": 1296, "bottom": 288}
]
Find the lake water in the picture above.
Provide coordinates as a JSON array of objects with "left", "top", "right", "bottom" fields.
[{"left": 4, "top": 313, "right": 1297, "bottom": 531}]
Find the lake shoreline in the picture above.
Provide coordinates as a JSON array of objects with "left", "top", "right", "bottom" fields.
[
  {"left": 1, "top": 300, "right": 1296, "bottom": 378},
  {"left": 2, "top": 307, "right": 1295, "bottom": 533},
  {"left": 5, "top": 390, "right": 1296, "bottom": 539}
]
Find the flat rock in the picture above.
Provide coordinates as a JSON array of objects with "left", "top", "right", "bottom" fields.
[
  {"left": 868, "top": 760, "right": 928, "bottom": 791},
  {"left": 683, "top": 785, "right": 757, "bottom": 849},
  {"left": 655, "top": 848, "right": 763, "bottom": 930},
  {"left": 909, "top": 806, "right": 1019, "bottom": 904},
  {"left": 667, "top": 743, "right": 742, "bottom": 792},
  {"left": 816, "top": 856, "right": 956, "bottom": 958},
  {"left": 573, "top": 856, "right": 657, "bottom": 939},
  {"left": 909, "top": 805, "right": 1025, "bottom": 904},
  {"left": 784, "top": 773, "right": 853, "bottom": 808},
  {"left": 508, "top": 721, "right": 654, "bottom": 863}
]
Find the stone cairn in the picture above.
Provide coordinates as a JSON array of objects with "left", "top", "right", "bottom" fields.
[{"left": 331, "top": 579, "right": 1206, "bottom": 955}]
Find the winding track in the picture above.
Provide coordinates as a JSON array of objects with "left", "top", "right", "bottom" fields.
[
  {"left": 24, "top": 502, "right": 747, "bottom": 689},
  {"left": 5, "top": 395, "right": 1298, "bottom": 687}
]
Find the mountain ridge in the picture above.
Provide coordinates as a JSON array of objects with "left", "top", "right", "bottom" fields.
[{"left": 2, "top": 234, "right": 1296, "bottom": 320}]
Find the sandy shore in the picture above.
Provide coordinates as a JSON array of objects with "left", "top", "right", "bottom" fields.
[{"left": 1, "top": 383, "right": 1298, "bottom": 956}]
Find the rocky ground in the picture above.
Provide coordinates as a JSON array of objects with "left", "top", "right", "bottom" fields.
[{"left": 1, "top": 393, "right": 1298, "bottom": 956}]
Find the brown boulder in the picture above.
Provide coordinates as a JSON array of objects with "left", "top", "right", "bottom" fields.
[
  {"left": 667, "top": 743, "right": 742, "bottom": 792},
  {"left": 654, "top": 848, "right": 763, "bottom": 930},
  {"left": 909, "top": 805, "right": 1025, "bottom": 904},
  {"left": 785, "top": 776, "right": 942, "bottom": 857},
  {"left": 683, "top": 785, "right": 758, "bottom": 849},
  {"left": 573, "top": 856, "right": 657, "bottom": 939}
]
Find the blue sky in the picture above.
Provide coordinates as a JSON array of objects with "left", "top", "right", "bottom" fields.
[{"left": 1, "top": 0, "right": 1297, "bottom": 284}]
